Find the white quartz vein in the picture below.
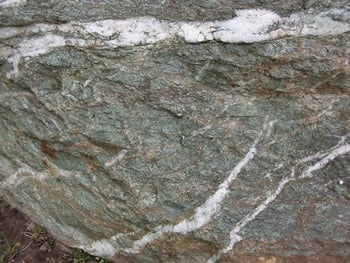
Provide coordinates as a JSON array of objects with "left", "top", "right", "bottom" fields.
[
  {"left": 2, "top": 117, "right": 274, "bottom": 256},
  {"left": 0, "top": 0, "right": 26, "bottom": 8},
  {"left": 2, "top": 120, "right": 349, "bottom": 261},
  {"left": 114, "top": 118, "right": 275, "bottom": 254},
  {"left": 82, "top": 123, "right": 350, "bottom": 260},
  {"left": 207, "top": 176, "right": 294, "bottom": 263},
  {"left": 208, "top": 140, "right": 350, "bottom": 262},
  {"left": 0, "top": 160, "right": 81, "bottom": 188},
  {"left": 1, "top": 8, "right": 349, "bottom": 78},
  {"left": 300, "top": 144, "right": 350, "bottom": 179}
]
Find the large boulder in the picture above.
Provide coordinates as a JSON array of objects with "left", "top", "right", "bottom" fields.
[{"left": 0, "top": 1, "right": 349, "bottom": 262}]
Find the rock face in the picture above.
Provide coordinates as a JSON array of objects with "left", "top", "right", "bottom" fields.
[{"left": 1, "top": 1, "right": 350, "bottom": 262}]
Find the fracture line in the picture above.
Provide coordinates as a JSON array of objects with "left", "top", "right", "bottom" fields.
[
  {"left": 208, "top": 141, "right": 350, "bottom": 262},
  {"left": 207, "top": 176, "right": 293, "bottom": 263},
  {"left": 297, "top": 135, "right": 346, "bottom": 166},
  {"left": 122, "top": 118, "right": 276, "bottom": 253},
  {"left": 300, "top": 144, "right": 350, "bottom": 178}
]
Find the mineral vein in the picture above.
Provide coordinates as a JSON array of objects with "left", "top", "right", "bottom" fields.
[
  {"left": 1, "top": 9, "right": 349, "bottom": 78},
  {"left": 2, "top": 115, "right": 349, "bottom": 261},
  {"left": 121, "top": 119, "right": 276, "bottom": 253},
  {"left": 208, "top": 141, "right": 350, "bottom": 262},
  {"left": 78, "top": 122, "right": 350, "bottom": 260}
]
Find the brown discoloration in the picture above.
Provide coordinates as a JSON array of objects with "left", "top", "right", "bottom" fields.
[
  {"left": 31, "top": 179, "right": 133, "bottom": 233},
  {"left": 82, "top": 155, "right": 100, "bottom": 172},
  {"left": 89, "top": 138, "right": 124, "bottom": 154},
  {"left": 148, "top": 235, "right": 217, "bottom": 262},
  {"left": 41, "top": 159, "right": 58, "bottom": 177},
  {"left": 42, "top": 159, "right": 50, "bottom": 169},
  {"left": 40, "top": 141, "right": 57, "bottom": 159}
]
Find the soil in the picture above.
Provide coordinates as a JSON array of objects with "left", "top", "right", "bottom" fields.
[{"left": 0, "top": 199, "right": 106, "bottom": 263}]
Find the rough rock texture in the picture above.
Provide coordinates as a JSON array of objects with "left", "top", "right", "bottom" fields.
[
  {"left": 0, "top": 1, "right": 350, "bottom": 262},
  {"left": 1, "top": 0, "right": 349, "bottom": 25}
]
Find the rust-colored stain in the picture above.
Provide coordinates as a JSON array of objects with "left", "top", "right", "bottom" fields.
[
  {"left": 40, "top": 141, "right": 57, "bottom": 159},
  {"left": 42, "top": 158, "right": 58, "bottom": 177},
  {"left": 42, "top": 159, "right": 50, "bottom": 169}
]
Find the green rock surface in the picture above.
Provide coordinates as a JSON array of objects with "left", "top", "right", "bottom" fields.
[
  {"left": 0, "top": 1, "right": 349, "bottom": 262},
  {"left": 1, "top": 0, "right": 349, "bottom": 25}
]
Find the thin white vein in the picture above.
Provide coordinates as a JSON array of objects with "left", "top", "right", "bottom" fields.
[
  {"left": 300, "top": 144, "right": 350, "bottom": 178},
  {"left": 123, "top": 119, "right": 275, "bottom": 253},
  {"left": 172, "top": 121, "right": 273, "bottom": 233},
  {"left": 105, "top": 149, "right": 128, "bottom": 167},
  {"left": 207, "top": 176, "right": 293, "bottom": 263},
  {"left": 1, "top": 160, "right": 81, "bottom": 188},
  {"left": 297, "top": 135, "right": 346, "bottom": 166},
  {"left": 264, "top": 162, "right": 284, "bottom": 181},
  {"left": 0, "top": 166, "right": 35, "bottom": 187},
  {"left": 208, "top": 140, "right": 350, "bottom": 262},
  {"left": 191, "top": 124, "right": 213, "bottom": 137},
  {"left": 231, "top": 175, "right": 292, "bottom": 238}
]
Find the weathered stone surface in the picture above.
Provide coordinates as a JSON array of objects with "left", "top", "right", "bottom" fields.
[
  {"left": 1, "top": 0, "right": 349, "bottom": 25},
  {"left": 0, "top": 1, "right": 349, "bottom": 262}
]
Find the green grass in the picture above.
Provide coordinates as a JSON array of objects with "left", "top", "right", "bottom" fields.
[
  {"left": 72, "top": 249, "right": 109, "bottom": 263},
  {"left": 0, "top": 232, "right": 20, "bottom": 263}
]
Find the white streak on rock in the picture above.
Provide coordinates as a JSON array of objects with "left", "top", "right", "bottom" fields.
[
  {"left": 264, "top": 162, "right": 284, "bottom": 181},
  {"left": 209, "top": 140, "right": 350, "bottom": 262},
  {"left": 123, "top": 118, "right": 275, "bottom": 253},
  {"left": 19, "top": 34, "right": 66, "bottom": 57},
  {"left": 0, "top": 166, "right": 35, "bottom": 187},
  {"left": 0, "top": 163, "right": 123, "bottom": 258},
  {"left": 1, "top": 9, "right": 349, "bottom": 79},
  {"left": 79, "top": 239, "right": 117, "bottom": 258},
  {"left": 83, "top": 17, "right": 172, "bottom": 45},
  {"left": 83, "top": 78, "right": 93, "bottom": 88},
  {"left": 123, "top": 225, "right": 173, "bottom": 254},
  {"left": 6, "top": 34, "right": 66, "bottom": 78},
  {"left": 191, "top": 124, "right": 213, "bottom": 137},
  {"left": 244, "top": 180, "right": 291, "bottom": 224},
  {"left": 0, "top": 27, "right": 23, "bottom": 40},
  {"left": 297, "top": 136, "right": 346, "bottom": 166},
  {"left": 178, "top": 22, "right": 216, "bottom": 43},
  {"left": 0, "top": 0, "right": 26, "bottom": 8},
  {"left": 213, "top": 9, "right": 281, "bottom": 43},
  {"left": 6, "top": 54, "right": 19, "bottom": 78},
  {"left": 105, "top": 149, "right": 128, "bottom": 167},
  {"left": 207, "top": 176, "right": 293, "bottom": 263},
  {"left": 290, "top": 12, "right": 350, "bottom": 36},
  {"left": 300, "top": 144, "right": 350, "bottom": 178},
  {"left": 0, "top": 160, "right": 83, "bottom": 188},
  {"left": 172, "top": 121, "right": 277, "bottom": 235}
]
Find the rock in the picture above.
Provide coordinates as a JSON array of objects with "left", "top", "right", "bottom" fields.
[{"left": 0, "top": 1, "right": 349, "bottom": 262}]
